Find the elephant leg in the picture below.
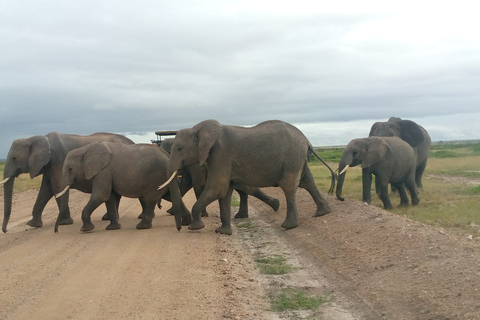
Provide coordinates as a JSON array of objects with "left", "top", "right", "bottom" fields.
[
  {"left": 80, "top": 198, "right": 105, "bottom": 232},
  {"left": 105, "top": 193, "right": 121, "bottom": 230},
  {"left": 415, "top": 159, "right": 428, "bottom": 189},
  {"left": 299, "top": 166, "right": 331, "bottom": 217},
  {"left": 216, "top": 186, "right": 234, "bottom": 235},
  {"left": 136, "top": 200, "right": 156, "bottom": 229},
  {"left": 234, "top": 189, "right": 249, "bottom": 219},
  {"left": 279, "top": 172, "right": 301, "bottom": 229},
  {"left": 189, "top": 188, "right": 218, "bottom": 231},
  {"left": 193, "top": 184, "right": 209, "bottom": 217},
  {"left": 27, "top": 177, "right": 54, "bottom": 228},
  {"left": 406, "top": 179, "right": 420, "bottom": 206},
  {"left": 233, "top": 183, "right": 280, "bottom": 213},
  {"left": 375, "top": 177, "right": 393, "bottom": 209},
  {"left": 361, "top": 170, "right": 373, "bottom": 205},
  {"left": 250, "top": 188, "right": 280, "bottom": 212},
  {"left": 56, "top": 191, "right": 74, "bottom": 225},
  {"left": 394, "top": 182, "right": 409, "bottom": 206},
  {"left": 137, "top": 198, "right": 151, "bottom": 219}
]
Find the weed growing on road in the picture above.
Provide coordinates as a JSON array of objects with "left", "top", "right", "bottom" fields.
[
  {"left": 268, "top": 287, "right": 327, "bottom": 312},
  {"left": 255, "top": 255, "right": 294, "bottom": 275}
]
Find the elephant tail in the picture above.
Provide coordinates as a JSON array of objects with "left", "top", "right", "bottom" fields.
[{"left": 308, "top": 146, "right": 337, "bottom": 195}]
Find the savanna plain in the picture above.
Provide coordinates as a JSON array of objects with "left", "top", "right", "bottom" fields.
[{"left": 1, "top": 142, "right": 480, "bottom": 319}]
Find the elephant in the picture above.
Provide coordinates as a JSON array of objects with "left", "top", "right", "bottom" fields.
[
  {"left": 369, "top": 117, "right": 431, "bottom": 189},
  {"left": 1, "top": 132, "right": 134, "bottom": 233},
  {"left": 159, "top": 138, "right": 280, "bottom": 219},
  {"left": 336, "top": 136, "right": 420, "bottom": 209},
  {"left": 55, "top": 142, "right": 190, "bottom": 232},
  {"left": 159, "top": 119, "right": 336, "bottom": 235}
]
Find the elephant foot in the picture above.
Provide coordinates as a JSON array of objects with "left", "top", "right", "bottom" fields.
[
  {"left": 269, "top": 199, "right": 280, "bottom": 212},
  {"left": 138, "top": 212, "right": 155, "bottom": 219},
  {"left": 181, "top": 214, "right": 192, "bottom": 226},
  {"left": 80, "top": 222, "right": 95, "bottom": 232},
  {"left": 136, "top": 220, "right": 152, "bottom": 229},
  {"left": 58, "top": 216, "right": 74, "bottom": 225},
  {"left": 314, "top": 207, "right": 331, "bottom": 217},
  {"left": 215, "top": 225, "right": 232, "bottom": 235},
  {"left": 201, "top": 210, "right": 209, "bottom": 217},
  {"left": 188, "top": 219, "right": 205, "bottom": 230},
  {"left": 26, "top": 218, "right": 43, "bottom": 228},
  {"left": 281, "top": 217, "right": 299, "bottom": 230},
  {"left": 106, "top": 222, "right": 121, "bottom": 230},
  {"left": 234, "top": 210, "right": 248, "bottom": 219},
  {"left": 412, "top": 198, "right": 420, "bottom": 206}
]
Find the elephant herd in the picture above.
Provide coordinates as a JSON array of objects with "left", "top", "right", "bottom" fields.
[{"left": 1, "top": 117, "right": 430, "bottom": 235}]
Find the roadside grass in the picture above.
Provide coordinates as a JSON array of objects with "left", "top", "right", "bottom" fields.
[
  {"left": 0, "top": 162, "right": 42, "bottom": 196},
  {"left": 310, "top": 142, "right": 480, "bottom": 235},
  {"left": 255, "top": 255, "right": 294, "bottom": 275},
  {"left": 268, "top": 287, "right": 328, "bottom": 312}
]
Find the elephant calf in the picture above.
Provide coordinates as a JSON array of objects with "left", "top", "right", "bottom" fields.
[
  {"left": 336, "top": 136, "right": 419, "bottom": 209},
  {"left": 55, "top": 142, "right": 190, "bottom": 232}
]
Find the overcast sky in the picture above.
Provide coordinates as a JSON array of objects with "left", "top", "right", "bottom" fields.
[{"left": 1, "top": 0, "right": 479, "bottom": 158}]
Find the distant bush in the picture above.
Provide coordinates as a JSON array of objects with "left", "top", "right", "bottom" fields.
[
  {"left": 311, "top": 148, "right": 343, "bottom": 162},
  {"left": 430, "top": 150, "right": 459, "bottom": 158}
]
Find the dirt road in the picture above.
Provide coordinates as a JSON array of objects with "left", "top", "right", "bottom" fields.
[{"left": 1, "top": 186, "right": 480, "bottom": 319}]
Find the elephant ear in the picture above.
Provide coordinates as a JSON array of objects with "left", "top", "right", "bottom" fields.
[
  {"left": 195, "top": 120, "right": 222, "bottom": 166},
  {"left": 362, "top": 138, "right": 388, "bottom": 169},
  {"left": 28, "top": 136, "right": 52, "bottom": 178},
  {"left": 396, "top": 120, "right": 424, "bottom": 148},
  {"left": 83, "top": 142, "right": 113, "bottom": 180}
]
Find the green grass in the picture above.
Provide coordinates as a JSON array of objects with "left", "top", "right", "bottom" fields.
[
  {"left": 268, "top": 287, "right": 328, "bottom": 312},
  {"left": 255, "top": 255, "right": 294, "bottom": 275},
  {"left": 309, "top": 142, "right": 480, "bottom": 235}
]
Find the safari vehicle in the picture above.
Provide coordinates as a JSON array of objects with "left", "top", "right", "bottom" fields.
[{"left": 151, "top": 130, "right": 177, "bottom": 147}]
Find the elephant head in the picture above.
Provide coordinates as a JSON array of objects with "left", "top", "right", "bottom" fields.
[
  {"left": 162, "top": 120, "right": 222, "bottom": 186},
  {"left": 56, "top": 142, "right": 113, "bottom": 198},
  {"left": 1, "top": 136, "right": 51, "bottom": 233},
  {"left": 369, "top": 117, "right": 424, "bottom": 148},
  {"left": 336, "top": 137, "right": 388, "bottom": 201}
]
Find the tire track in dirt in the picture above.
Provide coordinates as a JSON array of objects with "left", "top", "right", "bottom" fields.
[{"left": 0, "top": 189, "right": 270, "bottom": 320}]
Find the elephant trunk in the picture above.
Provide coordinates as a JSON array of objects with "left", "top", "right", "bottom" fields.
[
  {"left": 336, "top": 163, "right": 349, "bottom": 202},
  {"left": 2, "top": 177, "right": 15, "bottom": 233}
]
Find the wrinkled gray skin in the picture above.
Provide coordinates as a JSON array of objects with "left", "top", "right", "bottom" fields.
[
  {"left": 336, "top": 136, "right": 420, "bottom": 209},
  {"left": 1, "top": 132, "right": 134, "bottom": 233},
  {"left": 164, "top": 119, "right": 336, "bottom": 235},
  {"left": 55, "top": 142, "right": 190, "bottom": 233},
  {"left": 369, "top": 117, "right": 431, "bottom": 189},
  {"left": 160, "top": 138, "right": 280, "bottom": 218}
]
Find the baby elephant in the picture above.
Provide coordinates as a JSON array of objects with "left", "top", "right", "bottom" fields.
[
  {"left": 336, "top": 136, "right": 420, "bottom": 209},
  {"left": 55, "top": 142, "right": 189, "bottom": 232}
]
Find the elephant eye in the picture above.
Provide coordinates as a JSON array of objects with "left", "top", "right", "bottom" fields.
[{"left": 177, "top": 147, "right": 182, "bottom": 152}]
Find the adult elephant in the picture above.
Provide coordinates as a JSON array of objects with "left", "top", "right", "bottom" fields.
[
  {"left": 369, "top": 117, "right": 431, "bottom": 189},
  {"left": 159, "top": 138, "right": 280, "bottom": 218},
  {"left": 336, "top": 136, "right": 419, "bottom": 209},
  {"left": 0, "top": 132, "right": 134, "bottom": 233},
  {"left": 55, "top": 142, "right": 190, "bottom": 232},
  {"left": 159, "top": 119, "right": 336, "bottom": 235}
]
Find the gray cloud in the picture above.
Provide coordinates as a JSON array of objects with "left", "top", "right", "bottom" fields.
[{"left": 1, "top": 1, "right": 479, "bottom": 157}]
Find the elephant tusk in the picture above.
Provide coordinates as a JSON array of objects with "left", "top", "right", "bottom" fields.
[
  {"left": 339, "top": 165, "right": 350, "bottom": 175},
  {"left": 55, "top": 185, "right": 70, "bottom": 198},
  {"left": 158, "top": 170, "right": 178, "bottom": 190},
  {"left": 0, "top": 177, "right": 10, "bottom": 185}
]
